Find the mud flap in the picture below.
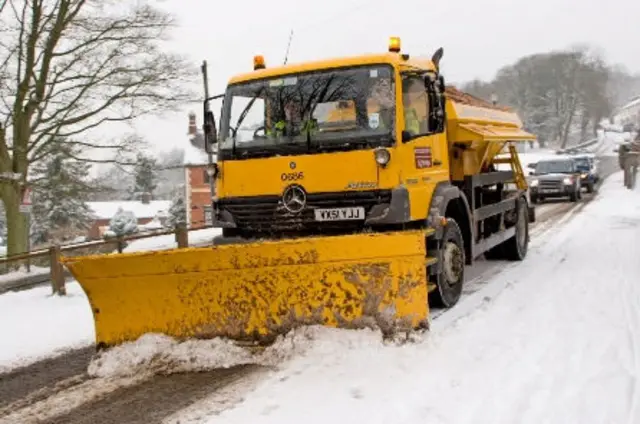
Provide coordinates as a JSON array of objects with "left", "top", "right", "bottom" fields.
[{"left": 60, "top": 230, "right": 432, "bottom": 348}]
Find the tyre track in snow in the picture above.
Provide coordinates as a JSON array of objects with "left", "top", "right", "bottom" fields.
[
  {"left": 0, "top": 347, "right": 94, "bottom": 411},
  {"left": 1, "top": 156, "right": 619, "bottom": 423},
  {"left": 34, "top": 365, "right": 264, "bottom": 424}
]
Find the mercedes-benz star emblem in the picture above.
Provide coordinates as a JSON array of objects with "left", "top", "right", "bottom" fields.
[
  {"left": 289, "top": 161, "right": 296, "bottom": 170},
  {"left": 282, "top": 185, "right": 306, "bottom": 214}
]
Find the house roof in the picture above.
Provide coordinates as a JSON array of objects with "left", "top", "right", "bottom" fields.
[{"left": 87, "top": 200, "right": 171, "bottom": 220}]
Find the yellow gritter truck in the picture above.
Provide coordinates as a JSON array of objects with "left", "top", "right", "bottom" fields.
[{"left": 61, "top": 37, "right": 536, "bottom": 349}]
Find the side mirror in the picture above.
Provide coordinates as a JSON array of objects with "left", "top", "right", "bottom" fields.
[
  {"left": 528, "top": 171, "right": 535, "bottom": 176},
  {"left": 203, "top": 109, "right": 218, "bottom": 153},
  {"left": 401, "top": 130, "right": 413, "bottom": 143}
]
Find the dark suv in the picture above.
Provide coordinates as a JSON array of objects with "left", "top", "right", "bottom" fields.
[
  {"left": 528, "top": 158, "right": 582, "bottom": 204},
  {"left": 572, "top": 154, "right": 598, "bottom": 193}
]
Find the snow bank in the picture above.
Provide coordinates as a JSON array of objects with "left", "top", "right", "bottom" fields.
[
  {"left": 0, "top": 282, "right": 94, "bottom": 372},
  {"left": 124, "top": 227, "right": 222, "bottom": 252},
  {"left": 87, "top": 200, "right": 171, "bottom": 220},
  {"left": 0, "top": 265, "right": 49, "bottom": 284},
  {"left": 597, "top": 130, "right": 632, "bottom": 157},
  {"left": 193, "top": 173, "right": 640, "bottom": 424},
  {"left": 88, "top": 328, "right": 321, "bottom": 379}
]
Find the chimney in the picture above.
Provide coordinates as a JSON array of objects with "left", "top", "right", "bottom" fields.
[
  {"left": 188, "top": 112, "right": 197, "bottom": 136},
  {"left": 141, "top": 192, "right": 151, "bottom": 204}
]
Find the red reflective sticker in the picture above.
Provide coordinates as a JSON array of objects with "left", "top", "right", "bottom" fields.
[{"left": 415, "top": 147, "right": 432, "bottom": 168}]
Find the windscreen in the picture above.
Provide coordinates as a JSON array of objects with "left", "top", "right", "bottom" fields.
[
  {"left": 535, "top": 160, "right": 574, "bottom": 174},
  {"left": 218, "top": 64, "right": 395, "bottom": 157},
  {"left": 573, "top": 157, "right": 591, "bottom": 171}
]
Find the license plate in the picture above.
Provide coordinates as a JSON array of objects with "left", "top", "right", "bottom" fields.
[
  {"left": 540, "top": 188, "right": 559, "bottom": 193},
  {"left": 314, "top": 207, "right": 365, "bottom": 221}
]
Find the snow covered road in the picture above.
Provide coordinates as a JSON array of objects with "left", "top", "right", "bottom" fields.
[{"left": 190, "top": 170, "right": 640, "bottom": 424}]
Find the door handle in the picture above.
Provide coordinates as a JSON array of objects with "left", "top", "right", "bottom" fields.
[{"left": 433, "top": 159, "right": 442, "bottom": 166}]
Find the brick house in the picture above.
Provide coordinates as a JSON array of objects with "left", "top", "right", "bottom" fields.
[
  {"left": 86, "top": 195, "right": 171, "bottom": 239},
  {"left": 183, "top": 112, "right": 215, "bottom": 228}
]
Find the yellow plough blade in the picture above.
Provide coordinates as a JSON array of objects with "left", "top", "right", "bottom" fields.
[{"left": 60, "top": 230, "right": 432, "bottom": 348}]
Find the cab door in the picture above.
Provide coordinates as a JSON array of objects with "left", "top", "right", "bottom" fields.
[{"left": 397, "top": 72, "right": 449, "bottom": 220}]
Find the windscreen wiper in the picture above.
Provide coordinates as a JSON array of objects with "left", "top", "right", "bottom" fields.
[{"left": 232, "top": 87, "right": 265, "bottom": 155}]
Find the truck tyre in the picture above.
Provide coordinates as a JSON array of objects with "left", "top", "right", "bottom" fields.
[
  {"left": 530, "top": 194, "right": 539, "bottom": 204},
  {"left": 501, "top": 197, "right": 529, "bottom": 261},
  {"left": 587, "top": 182, "right": 594, "bottom": 193},
  {"left": 430, "top": 218, "right": 465, "bottom": 308},
  {"left": 484, "top": 196, "right": 529, "bottom": 261}
]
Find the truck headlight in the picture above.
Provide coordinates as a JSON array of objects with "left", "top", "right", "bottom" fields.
[
  {"left": 374, "top": 148, "right": 391, "bottom": 167},
  {"left": 530, "top": 179, "right": 539, "bottom": 187},
  {"left": 581, "top": 173, "right": 588, "bottom": 178},
  {"left": 563, "top": 177, "right": 573, "bottom": 185}
]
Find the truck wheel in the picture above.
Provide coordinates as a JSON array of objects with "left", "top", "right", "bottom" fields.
[
  {"left": 530, "top": 195, "right": 539, "bottom": 204},
  {"left": 587, "top": 183, "right": 594, "bottom": 193},
  {"left": 502, "top": 197, "right": 529, "bottom": 261},
  {"left": 430, "top": 218, "right": 465, "bottom": 308}
]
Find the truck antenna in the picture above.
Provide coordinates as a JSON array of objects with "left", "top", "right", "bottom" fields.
[{"left": 283, "top": 30, "right": 294, "bottom": 65}]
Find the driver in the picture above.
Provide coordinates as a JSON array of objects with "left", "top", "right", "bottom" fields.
[
  {"left": 368, "top": 79, "right": 394, "bottom": 130},
  {"left": 268, "top": 99, "right": 317, "bottom": 137}
]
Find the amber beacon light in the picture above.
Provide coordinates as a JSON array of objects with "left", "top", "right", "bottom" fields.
[
  {"left": 388, "top": 37, "right": 401, "bottom": 53},
  {"left": 254, "top": 55, "right": 266, "bottom": 70}
]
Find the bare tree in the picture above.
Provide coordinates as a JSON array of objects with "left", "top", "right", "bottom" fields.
[
  {"left": 465, "top": 47, "right": 612, "bottom": 149},
  {"left": 0, "top": 0, "right": 196, "bottom": 257}
]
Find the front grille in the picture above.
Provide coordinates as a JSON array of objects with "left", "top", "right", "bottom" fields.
[
  {"left": 218, "top": 190, "right": 391, "bottom": 234},
  {"left": 539, "top": 180, "right": 563, "bottom": 190}
]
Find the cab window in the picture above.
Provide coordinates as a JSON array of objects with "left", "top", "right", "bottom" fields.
[{"left": 401, "top": 76, "right": 429, "bottom": 137}]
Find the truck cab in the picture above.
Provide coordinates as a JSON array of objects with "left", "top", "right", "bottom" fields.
[{"left": 209, "top": 39, "right": 450, "bottom": 239}]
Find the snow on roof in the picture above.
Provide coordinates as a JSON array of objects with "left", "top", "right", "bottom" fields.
[
  {"left": 183, "top": 132, "right": 214, "bottom": 167},
  {"left": 88, "top": 200, "right": 171, "bottom": 220},
  {"left": 183, "top": 141, "right": 211, "bottom": 167}
]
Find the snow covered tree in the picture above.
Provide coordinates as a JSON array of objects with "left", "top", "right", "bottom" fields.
[
  {"left": 462, "top": 46, "right": 613, "bottom": 148},
  {"left": 130, "top": 153, "right": 159, "bottom": 200},
  {"left": 107, "top": 208, "right": 138, "bottom": 238},
  {"left": 29, "top": 143, "right": 94, "bottom": 245},
  {"left": 167, "top": 196, "right": 187, "bottom": 228}
]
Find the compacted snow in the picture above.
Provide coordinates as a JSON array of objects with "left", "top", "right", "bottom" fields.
[{"left": 0, "top": 282, "right": 94, "bottom": 372}]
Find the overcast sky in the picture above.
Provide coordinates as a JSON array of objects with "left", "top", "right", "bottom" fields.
[{"left": 124, "top": 0, "right": 639, "bottom": 156}]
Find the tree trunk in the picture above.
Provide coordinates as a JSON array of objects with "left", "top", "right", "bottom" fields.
[
  {"left": 580, "top": 112, "right": 590, "bottom": 142},
  {"left": 2, "top": 184, "right": 28, "bottom": 267}
]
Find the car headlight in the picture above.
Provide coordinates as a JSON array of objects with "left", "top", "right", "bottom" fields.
[
  {"left": 581, "top": 173, "right": 588, "bottom": 178},
  {"left": 530, "top": 179, "right": 539, "bottom": 187},
  {"left": 563, "top": 177, "right": 573, "bottom": 185},
  {"left": 374, "top": 148, "right": 391, "bottom": 167}
]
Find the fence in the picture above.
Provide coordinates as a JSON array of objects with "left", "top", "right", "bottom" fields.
[{"left": 0, "top": 224, "right": 208, "bottom": 295}]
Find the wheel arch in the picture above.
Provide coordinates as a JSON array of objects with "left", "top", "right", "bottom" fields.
[{"left": 427, "top": 182, "right": 474, "bottom": 265}]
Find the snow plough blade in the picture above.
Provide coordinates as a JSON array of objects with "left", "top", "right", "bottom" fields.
[{"left": 60, "top": 230, "right": 433, "bottom": 349}]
